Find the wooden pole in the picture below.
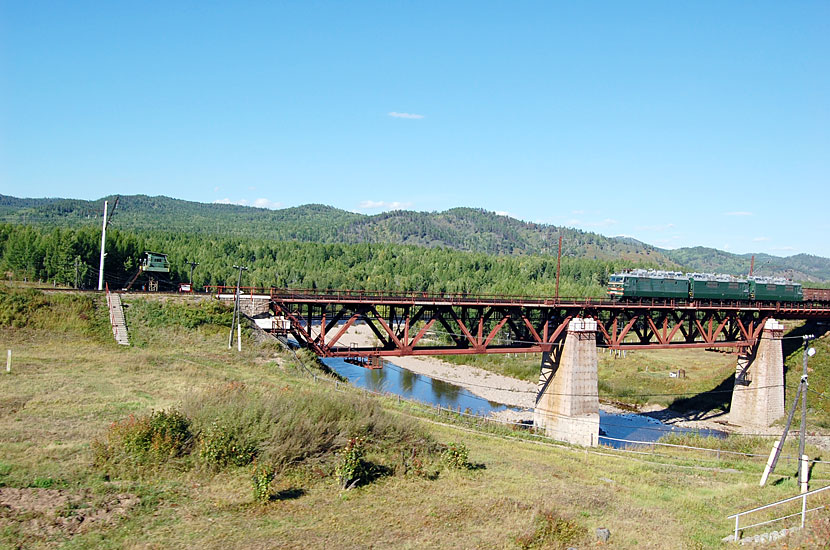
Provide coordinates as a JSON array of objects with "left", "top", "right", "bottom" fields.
[{"left": 555, "top": 235, "right": 562, "bottom": 301}]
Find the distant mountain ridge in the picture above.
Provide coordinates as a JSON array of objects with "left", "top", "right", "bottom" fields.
[
  {"left": 662, "top": 247, "right": 830, "bottom": 283},
  {"left": 1, "top": 194, "right": 828, "bottom": 282},
  {"left": 0, "top": 194, "right": 670, "bottom": 263}
]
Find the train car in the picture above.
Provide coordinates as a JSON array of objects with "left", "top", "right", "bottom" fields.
[
  {"left": 748, "top": 277, "right": 802, "bottom": 301},
  {"left": 689, "top": 274, "right": 750, "bottom": 300},
  {"left": 608, "top": 270, "right": 803, "bottom": 302},
  {"left": 608, "top": 270, "right": 689, "bottom": 299},
  {"left": 804, "top": 287, "right": 830, "bottom": 302}
]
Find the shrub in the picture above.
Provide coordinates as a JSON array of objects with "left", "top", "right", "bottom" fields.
[
  {"left": 93, "top": 409, "right": 192, "bottom": 466},
  {"left": 198, "top": 420, "right": 258, "bottom": 468},
  {"left": 182, "top": 383, "right": 436, "bottom": 475},
  {"left": 515, "top": 509, "right": 586, "bottom": 550},
  {"left": 335, "top": 437, "right": 369, "bottom": 489},
  {"left": 251, "top": 461, "right": 276, "bottom": 502},
  {"left": 441, "top": 442, "right": 471, "bottom": 470}
]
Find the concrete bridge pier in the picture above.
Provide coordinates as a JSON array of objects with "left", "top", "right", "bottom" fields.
[
  {"left": 729, "top": 319, "right": 785, "bottom": 428},
  {"left": 533, "top": 318, "right": 600, "bottom": 446}
]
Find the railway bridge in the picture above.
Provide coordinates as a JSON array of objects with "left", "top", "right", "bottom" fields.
[{"left": 213, "top": 287, "right": 830, "bottom": 446}]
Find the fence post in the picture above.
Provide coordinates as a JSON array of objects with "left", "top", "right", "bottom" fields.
[
  {"left": 801, "top": 455, "right": 809, "bottom": 494},
  {"left": 6, "top": 349, "right": 10, "bottom": 373}
]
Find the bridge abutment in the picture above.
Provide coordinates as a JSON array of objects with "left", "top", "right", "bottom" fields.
[
  {"left": 533, "top": 318, "right": 599, "bottom": 446},
  {"left": 729, "top": 319, "right": 785, "bottom": 428}
]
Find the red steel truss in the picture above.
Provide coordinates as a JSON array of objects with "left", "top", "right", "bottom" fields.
[{"left": 209, "top": 287, "right": 830, "bottom": 358}]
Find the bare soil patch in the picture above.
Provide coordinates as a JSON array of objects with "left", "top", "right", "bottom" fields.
[{"left": 0, "top": 487, "right": 139, "bottom": 540}]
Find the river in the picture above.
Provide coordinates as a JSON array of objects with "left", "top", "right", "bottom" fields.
[{"left": 323, "top": 357, "right": 725, "bottom": 448}]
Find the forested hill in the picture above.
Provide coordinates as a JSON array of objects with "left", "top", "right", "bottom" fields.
[
  {"left": 664, "top": 247, "right": 830, "bottom": 283},
  {"left": 0, "top": 194, "right": 669, "bottom": 263},
  {"left": 4, "top": 194, "right": 828, "bottom": 282}
]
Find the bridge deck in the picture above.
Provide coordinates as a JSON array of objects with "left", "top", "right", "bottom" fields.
[{"left": 210, "top": 287, "right": 830, "bottom": 357}]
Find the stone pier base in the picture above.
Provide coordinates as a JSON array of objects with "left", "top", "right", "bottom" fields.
[
  {"left": 729, "top": 319, "right": 785, "bottom": 428},
  {"left": 533, "top": 318, "right": 600, "bottom": 446}
]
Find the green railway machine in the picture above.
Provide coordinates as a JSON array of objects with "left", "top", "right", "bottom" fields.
[
  {"left": 608, "top": 269, "right": 803, "bottom": 303},
  {"left": 124, "top": 252, "right": 171, "bottom": 291}
]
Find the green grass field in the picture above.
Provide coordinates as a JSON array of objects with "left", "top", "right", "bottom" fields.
[{"left": 1, "top": 286, "right": 829, "bottom": 549}]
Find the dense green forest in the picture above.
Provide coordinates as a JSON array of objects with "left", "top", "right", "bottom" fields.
[
  {"left": 0, "top": 223, "right": 650, "bottom": 297},
  {"left": 2, "top": 193, "right": 828, "bottom": 282},
  {"left": 664, "top": 247, "right": 830, "bottom": 282},
  {"left": 0, "top": 194, "right": 671, "bottom": 262}
]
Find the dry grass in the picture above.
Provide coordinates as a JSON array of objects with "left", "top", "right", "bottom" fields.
[{"left": 1, "top": 290, "right": 829, "bottom": 549}]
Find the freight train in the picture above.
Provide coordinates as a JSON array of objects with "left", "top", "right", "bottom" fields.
[{"left": 607, "top": 269, "right": 830, "bottom": 302}]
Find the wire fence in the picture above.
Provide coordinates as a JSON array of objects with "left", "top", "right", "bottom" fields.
[{"left": 281, "top": 347, "right": 830, "bottom": 471}]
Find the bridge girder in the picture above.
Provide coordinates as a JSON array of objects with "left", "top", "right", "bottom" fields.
[{"left": 259, "top": 288, "right": 830, "bottom": 358}]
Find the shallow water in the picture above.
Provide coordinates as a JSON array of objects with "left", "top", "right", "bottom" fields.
[{"left": 323, "top": 357, "right": 726, "bottom": 448}]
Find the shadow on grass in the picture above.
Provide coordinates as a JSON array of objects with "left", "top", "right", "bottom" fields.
[
  {"left": 782, "top": 322, "right": 829, "bottom": 364},
  {"left": 271, "top": 487, "right": 306, "bottom": 501},
  {"left": 641, "top": 321, "right": 829, "bottom": 427},
  {"left": 641, "top": 372, "right": 734, "bottom": 425}
]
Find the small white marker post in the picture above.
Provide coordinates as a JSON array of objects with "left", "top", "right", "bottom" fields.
[
  {"left": 801, "top": 455, "right": 809, "bottom": 494},
  {"left": 760, "top": 439, "right": 781, "bottom": 486},
  {"left": 237, "top": 322, "right": 242, "bottom": 352},
  {"left": 6, "top": 349, "right": 10, "bottom": 373}
]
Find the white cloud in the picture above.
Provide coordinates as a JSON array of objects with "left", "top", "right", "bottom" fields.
[
  {"left": 495, "top": 211, "right": 512, "bottom": 217},
  {"left": 725, "top": 211, "right": 753, "bottom": 216},
  {"left": 358, "top": 200, "right": 413, "bottom": 211},
  {"left": 388, "top": 112, "right": 425, "bottom": 119},
  {"left": 213, "top": 186, "right": 220, "bottom": 192},
  {"left": 248, "top": 186, "right": 257, "bottom": 191},
  {"left": 571, "top": 209, "right": 585, "bottom": 215},
  {"left": 752, "top": 237, "right": 770, "bottom": 242},
  {"left": 253, "top": 198, "right": 282, "bottom": 209}
]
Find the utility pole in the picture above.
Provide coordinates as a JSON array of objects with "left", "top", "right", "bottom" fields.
[
  {"left": 228, "top": 265, "right": 247, "bottom": 349},
  {"left": 96, "top": 197, "right": 119, "bottom": 291},
  {"left": 186, "top": 259, "right": 199, "bottom": 286},
  {"left": 798, "top": 335, "right": 816, "bottom": 479},
  {"left": 97, "top": 201, "right": 108, "bottom": 291},
  {"left": 555, "top": 235, "right": 563, "bottom": 302},
  {"left": 761, "top": 334, "right": 815, "bottom": 485}
]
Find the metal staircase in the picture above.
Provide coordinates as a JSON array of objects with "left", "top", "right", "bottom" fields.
[{"left": 106, "top": 285, "right": 130, "bottom": 346}]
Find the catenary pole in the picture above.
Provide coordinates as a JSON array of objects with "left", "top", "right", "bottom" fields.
[
  {"left": 798, "top": 335, "right": 813, "bottom": 479},
  {"left": 228, "top": 265, "right": 247, "bottom": 348},
  {"left": 97, "top": 201, "right": 108, "bottom": 291}
]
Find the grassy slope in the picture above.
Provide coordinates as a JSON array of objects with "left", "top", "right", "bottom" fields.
[{"left": 1, "top": 288, "right": 829, "bottom": 549}]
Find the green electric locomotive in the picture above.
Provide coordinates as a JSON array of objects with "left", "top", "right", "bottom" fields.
[{"left": 608, "top": 269, "right": 802, "bottom": 302}]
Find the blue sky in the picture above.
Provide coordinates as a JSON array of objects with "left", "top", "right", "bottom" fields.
[{"left": 1, "top": 2, "right": 828, "bottom": 257}]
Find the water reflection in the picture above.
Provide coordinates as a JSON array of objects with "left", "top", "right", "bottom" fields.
[
  {"left": 400, "top": 369, "right": 415, "bottom": 393},
  {"left": 322, "top": 357, "right": 725, "bottom": 448},
  {"left": 598, "top": 411, "right": 724, "bottom": 447},
  {"left": 430, "top": 377, "right": 460, "bottom": 401},
  {"left": 322, "top": 357, "right": 516, "bottom": 416},
  {"left": 367, "top": 367, "right": 387, "bottom": 393}
]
